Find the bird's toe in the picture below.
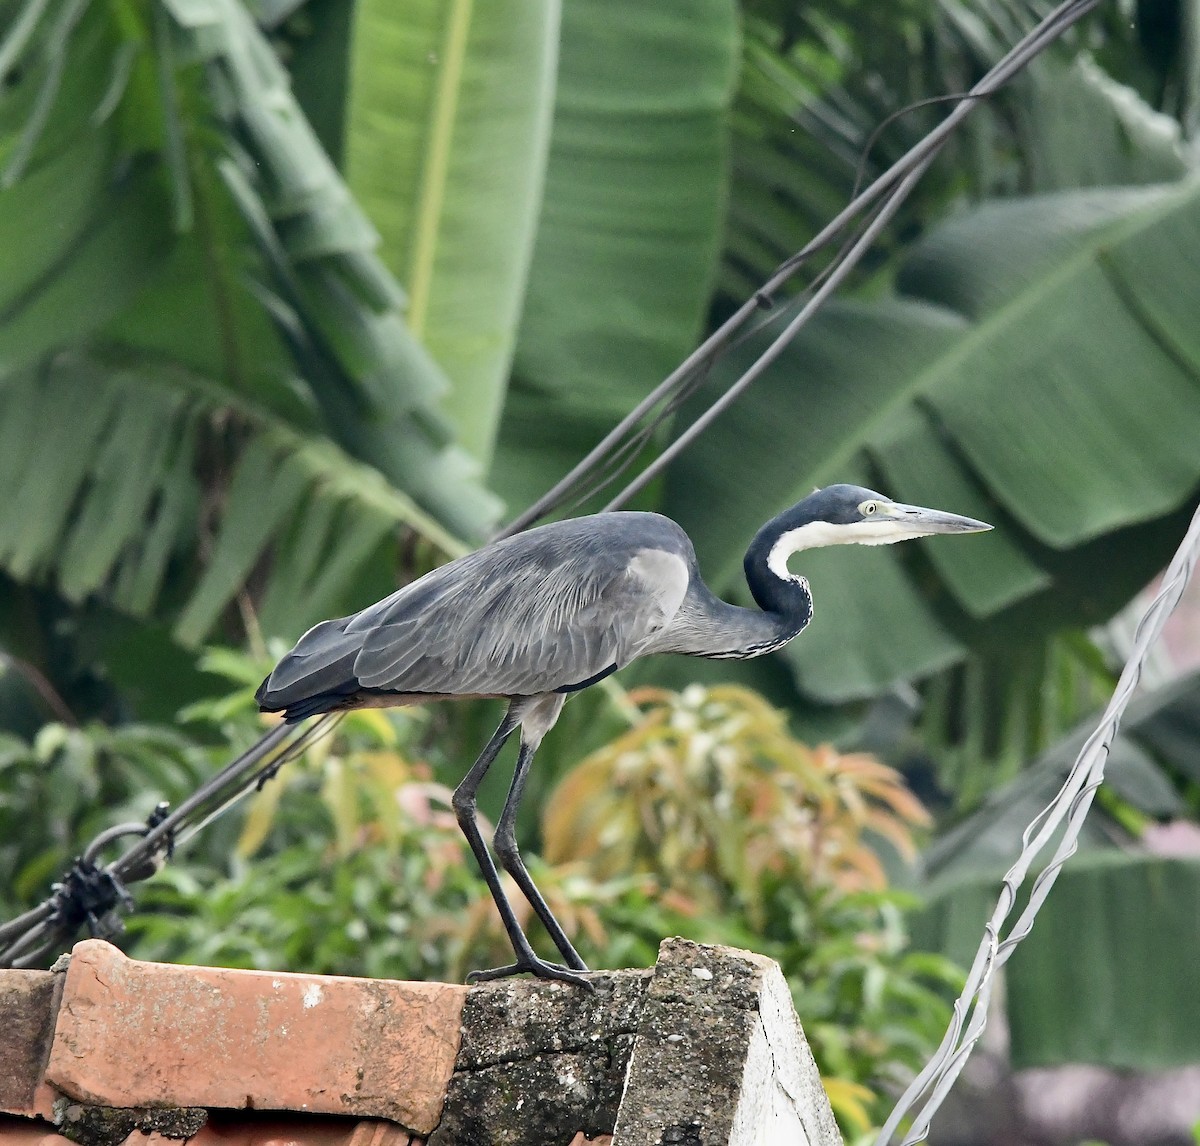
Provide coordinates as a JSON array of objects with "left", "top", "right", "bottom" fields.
[{"left": 467, "top": 958, "right": 595, "bottom": 990}]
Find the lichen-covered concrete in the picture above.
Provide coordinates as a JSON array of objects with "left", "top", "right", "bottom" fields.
[
  {"left": 0, "top": 937, "right": 840, "bottom": 1146},
  {"left": 429, "top": 970, "right": 650, "bottom": 1146},
  {"left": 612, "top": 938, "right": 842, "bottom": 1146}
]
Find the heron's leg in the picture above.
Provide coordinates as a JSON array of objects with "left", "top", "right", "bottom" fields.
[
  {"left": 492, "top": 740, "right": 588, "bottom": 972},
  {"left": 451, "top": 705, "right": 589, "bottom": 989}
]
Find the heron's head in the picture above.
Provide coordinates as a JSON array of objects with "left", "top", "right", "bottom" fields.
[{"left": 756, "top": 483, "right": 991, "bottom": 581}]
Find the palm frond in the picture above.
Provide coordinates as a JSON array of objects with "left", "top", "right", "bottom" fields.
[
  {"left": 0, "top": 0, "right": 501, "bottom": 647},
  {"left": 0, "top": 352, "right": 465, "bottom": 644}
]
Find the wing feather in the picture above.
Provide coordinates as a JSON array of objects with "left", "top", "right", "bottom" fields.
[
  {"left": 258, "top": 512, "right": 693, "bottom": 713},
  {"left": 355, "top": 540, "right": 689, "bottom": 697}
]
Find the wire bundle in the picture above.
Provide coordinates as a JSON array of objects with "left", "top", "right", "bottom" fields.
[{"left": 0, "top": 714, "right": 340, "bottom": 968}]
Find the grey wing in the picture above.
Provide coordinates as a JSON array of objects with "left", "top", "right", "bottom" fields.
[{"left": 351, "top": 542, "right": 690, "bottom": 698}]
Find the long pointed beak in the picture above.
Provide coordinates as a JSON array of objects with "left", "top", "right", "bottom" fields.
[{"left": 889, "top": 502, "right": 993, "bottom": 535}]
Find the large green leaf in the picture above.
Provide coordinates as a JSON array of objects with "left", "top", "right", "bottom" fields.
[
  {"left": 1019, "top": 55, "right": 1188, "bottom": 190},
  {"left": 0, "top": 1, "right": 175, "bottom": 366},
  {"left": 0, "top": 0, "right": 499, "bottom": 546},
  {"left": 723, "top": 1, "right": 1191, "bottom": 298},
  {"left": 0, "top": 0, "right": 509, "bottom": 692},
  {"left": 913, "top": 669, "right": 1200, "bottom": 1069},
  {"left": 0, "top": 0, "right": 506, "bottom": 654},
  {"left": 0, "top": 353, "right": 462, "bottom": 646},
  {"left": 917, "top": 852, "right": 1200, "bottom": 1069},
  {"left": 664, "top": 178, "right": 1200, "bottom": 702},
  {"left": 922, "top": 668, "right": 1200, "bottom": 884},
  {"left": 490, "top": 0, "right": 740, "bottom": 512},
  {"left": 344, "top": 0, "right": 560, "bottom": 465},
  {"left": 0, "top": 159, "right": 172, "bottom": 371},
  {"left": 155, "top": 0, "right": 501, "bottom": 537}
]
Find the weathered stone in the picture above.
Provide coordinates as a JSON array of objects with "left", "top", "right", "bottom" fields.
[
  {"left": 4, "top": 937, "right": 837, "bottom": 1146},
  {"left": 0, "top": 969, "right": 63, "bottom": 1117},
  {"left": 429, "top": 972, "right": 651, "bottom": 1146},
  {"left": 611, "top": 939, "right": 842, "bottom": 1146},
  {"left": 52, "top": 1101, "right": 206, "bottom": 1146}
]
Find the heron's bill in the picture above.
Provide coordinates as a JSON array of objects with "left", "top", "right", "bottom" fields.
[{"left": 888, "top": 503, "right": 993, "bottom": 534}]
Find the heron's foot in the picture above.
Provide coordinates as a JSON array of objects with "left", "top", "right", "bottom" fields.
[
  {"left": 557, "top": 943, "right": 589, "bottom": 973},
  {"left": 467, "top": 956, "right": 595, "bottom": 990}
]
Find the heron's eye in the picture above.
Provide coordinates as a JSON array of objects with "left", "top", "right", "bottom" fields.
[{"left": 861, "top": 501, "right": 878, "bottom": 516}]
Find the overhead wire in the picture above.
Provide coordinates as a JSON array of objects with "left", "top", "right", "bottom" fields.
[
  {"left": 495, "top": 0, "right": 1100, "bottom": 535},
  {"left": 875, "top": 500, "right": 1200, "bottom": 1144},
  {"left": 556, "top": 193, "right": 896, "bottom": 515},
  {"left": 0, "top": 712, "right": 342, "bottom": 968}
]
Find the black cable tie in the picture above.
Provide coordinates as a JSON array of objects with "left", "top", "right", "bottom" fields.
[
  {"left": 255, "top": 758, "right": 285, "bottom": 790},
  {"left": 48, "top": 858, "right": 134, "bottom": 940},
  {"left": 147, "top": 800, "right": 175, "bottom": 861}
]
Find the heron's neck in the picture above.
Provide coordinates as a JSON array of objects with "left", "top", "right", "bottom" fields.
[{"left": 742, "top": 515, "right": 816, "bottom": 634}]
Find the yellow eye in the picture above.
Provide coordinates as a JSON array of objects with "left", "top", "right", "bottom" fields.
[{"left": 861, "top": 501, "right": 878, "bottom": 515}]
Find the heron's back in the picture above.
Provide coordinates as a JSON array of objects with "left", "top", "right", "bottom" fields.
[{"left": 256, "top": 512, "right": 696, "bottom": 719}]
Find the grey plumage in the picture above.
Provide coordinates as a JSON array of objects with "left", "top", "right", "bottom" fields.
[
  {"left": 260, "top": 512, "right": 714, "bottom": 717},
  {"left": 256, "top": 485, "right": 991, "bottom": 985}
]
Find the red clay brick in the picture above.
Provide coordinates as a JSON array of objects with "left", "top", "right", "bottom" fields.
[
  {"left": 45, "top": 941, "right": 465, "bottom": 1135},
  {"left": 0, "top": 970, "right": 62, "bottom": 1118}
]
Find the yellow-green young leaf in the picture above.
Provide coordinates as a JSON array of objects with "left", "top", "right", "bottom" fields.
[
  {"left": 821, "top": 1077, "right": 877, "bottom": 1138},
  {"left": 345, "top": 0, "right": 560, "bottom": 465},
  {"left": 542, "top": 684, "right": 928, "bottom": 911}
]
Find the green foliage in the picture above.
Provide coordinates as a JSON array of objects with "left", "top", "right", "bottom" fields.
[
  {"left": 726, "top": 0, "right": 1006, "bottom": 297},
  {"left": 918, "top": 851, "right": 1200, "bottom": 1071},
  {"left": 0, "top": 655, "right": 959, "bottom": 1137},
  {"left": 129, "top": 740, "right": 492, "bottom": 980},
  {"left": 542, "top": 683, "right": 957, "bottom": 1131},
  {"left": 0, "top": 718, "right": 211, "bottom": 918},
  {"left": 665, "top": 177, "right": 1200, "bottom": 704},
  {"left": 916, "top": 668, "right": 1200, "bottom": 1069},
  {"left": 0, "top": 0, "right": 494, "bottom": 663},
  {"left": 916, "top": 632, "right": 1118, "bottom": 813},
  {"left": 490, "top": 0, "right": 740, "bottom": 510},
  {"left": 0, "top": 357, "right": 466, "bottom": 650},
  {"left": 544, "top": 685, "right": 932, "bottom": 916},
  {"left": 726, "top": 0, "right": 1191, "bottom": 297},
  {"left": 4, "top": 0, "right": 1200, "bottom": 1120},
  {"left": 649, "top": 0, "right": 1200, "bottom": 792},
  {"left": 343, "top": 0, "right": 560, "bottom": 462}
]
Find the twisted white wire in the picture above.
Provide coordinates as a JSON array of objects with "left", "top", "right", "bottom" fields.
[{"left": 875, "top": 500, "right": 1200, "bottom": 1145}]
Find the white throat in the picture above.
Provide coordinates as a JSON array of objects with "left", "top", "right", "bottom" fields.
[{"left": 767, "top": 519, "right": 927, "bottom": 581}]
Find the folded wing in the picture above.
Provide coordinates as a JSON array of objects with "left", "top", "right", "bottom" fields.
[{"left": 257, "top": 519, "right": 691, "bottom": 719}]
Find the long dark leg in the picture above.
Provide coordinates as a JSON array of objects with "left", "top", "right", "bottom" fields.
[
  {"left": 451, "top": 706, "right": 589, "bottom": 988},
  {"left": 491, "top": 741, "right": 588, "bottom": 971}
]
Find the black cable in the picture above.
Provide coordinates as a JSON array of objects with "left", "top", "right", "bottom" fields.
[
  {"left": 598, "top": 0, "right": 1098, "bottom": 511},
  {"left": 0, "top": 714, "right": 341, "bottom": 968},
  {"left": 495, "top": 0, "right": 1099, "bottom": 537},
  {"left": 559, "top": 194, "right": 890, "bottom": 514},
  {"left": 0, "top": 0, "right": 1101, "bottom": 969}
]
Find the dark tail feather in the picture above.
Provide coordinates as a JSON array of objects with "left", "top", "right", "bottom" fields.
[
  {"left": 256, "top": 641, "right": 361, "bottom": 722},
  {"left": 271, "top": 688, "right": 357, "bottom": 722}
]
